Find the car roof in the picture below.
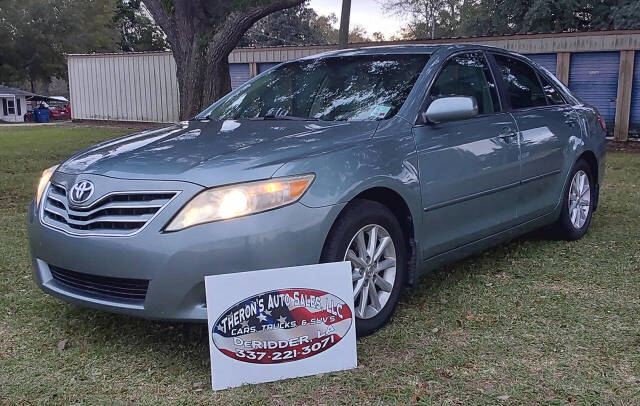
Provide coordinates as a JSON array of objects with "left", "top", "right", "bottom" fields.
[{"left": 300, "top": 44, "right": 518, "bottom": 60}]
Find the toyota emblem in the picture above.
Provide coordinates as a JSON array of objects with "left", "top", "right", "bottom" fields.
[{"left": 69, "top": 180, "right": 95, "bottom": 204}]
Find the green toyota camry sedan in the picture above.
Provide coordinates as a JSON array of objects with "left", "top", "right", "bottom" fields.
[{"left": 28, "top": 44, "right": 606, "bottom": 336}]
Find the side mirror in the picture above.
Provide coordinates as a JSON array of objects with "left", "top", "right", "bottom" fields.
[{"left": 422, "top": 96, "right": 479, "bottom": 124}]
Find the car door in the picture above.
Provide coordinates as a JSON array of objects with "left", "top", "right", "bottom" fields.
[
  {"left": 491, "top": 53, "right": 581, "bottom": 221},
  {"left": 413, "top": 51, "right": 521, "bottom": 259}
]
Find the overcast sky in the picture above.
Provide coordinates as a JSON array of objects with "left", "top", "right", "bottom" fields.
[{"left": 308, "top": 0, "right": 404, "bottom": 38}]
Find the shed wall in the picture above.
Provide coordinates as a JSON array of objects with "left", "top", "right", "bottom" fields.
[{"left": 68, "top": 52, "right": 180, "bottom": 123}]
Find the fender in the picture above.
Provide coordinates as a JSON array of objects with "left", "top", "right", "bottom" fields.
[{"left": 273, "top": 116, "right": 424, "bottom": 262}]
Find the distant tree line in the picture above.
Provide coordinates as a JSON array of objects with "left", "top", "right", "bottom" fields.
[
  {"left": 0, "top": 0, "right": 165, "bottom": 92},
  {"left": 381, "top": 0, "right": 640, "bottom": 40},
  {"left": 239, "top": 3, "right": 382, "bottom": 47}
]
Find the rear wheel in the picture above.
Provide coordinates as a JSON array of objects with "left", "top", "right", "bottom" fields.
[
  {"left": 321, "top": 200, "right": 407, "bottom": 336},
  {"left": 553, "top": 160, "right": 594, "bottom": 240}
]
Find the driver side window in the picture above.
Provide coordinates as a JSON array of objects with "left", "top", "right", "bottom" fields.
[{"left": 429, "top": 52, "right": 501, "bottom": 115}]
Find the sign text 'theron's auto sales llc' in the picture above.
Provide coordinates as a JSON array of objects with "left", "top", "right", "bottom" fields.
[{"left": 205, "top": 262, "right": 357, "bottom": 390}]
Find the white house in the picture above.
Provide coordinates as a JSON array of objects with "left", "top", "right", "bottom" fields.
[{"left": 0, "top": 85, "right": 31, "bottom": 123}]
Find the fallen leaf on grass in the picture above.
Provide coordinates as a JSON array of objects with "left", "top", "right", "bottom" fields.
[
  {"left": 192, "top": 382, "right": 204, "bottom": 391},
  {"left": 437, "top": 369, "right": 453, "bottom": 379},
  {"left": 57, "top": 339, "right": 68, "bottom": 351},
  {"left": 498, "top": 394, "right": 510, "bottom": 401}
]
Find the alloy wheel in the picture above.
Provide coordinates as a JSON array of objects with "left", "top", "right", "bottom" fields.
[
  {"left": 568, "top": 169, "right": 591, "bottom": 229},
  {"left": 343, "top": 224, "right": 397, "bottom": 319}
]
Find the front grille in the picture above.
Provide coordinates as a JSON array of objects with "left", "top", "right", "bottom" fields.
[
  {"left": 41, "top": 183, "right": 177, "bottom": 236},
  {"left": 49, "top": 265, "right": 149, "bottom": 303}
]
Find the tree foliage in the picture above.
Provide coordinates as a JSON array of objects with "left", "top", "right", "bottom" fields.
[
  {"left": 0, "top": 0, "right": 170, "bottom": 90},
  {"left": 113, "top": 0, "right": 168, "bottom": 52},
  {"left": 382, "top": 0, "right": 640, "bottom": 39},
  {"left": 240, "top": 3, "right": 335, "bottom": 46},
  {"left": 0, "top": 0, "right": 118, "bottom": 89},
  {"left": 240, "top": 2, "right": 378, "bottom": 47}
]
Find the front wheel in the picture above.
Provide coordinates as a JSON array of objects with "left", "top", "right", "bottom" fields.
[
  {"left": 321, "top": 200, "right": 407, "bottom": 337},
  {"left": 553, "top": 159, "right": 595, "bottom": 240}
]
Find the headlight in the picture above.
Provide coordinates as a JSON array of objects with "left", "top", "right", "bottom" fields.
[
  {"left": 36, "top": 165, "right": 58, "bottom": 206},
  {"left": 165, "top": 174, "right": 315, "bottom": 231}
]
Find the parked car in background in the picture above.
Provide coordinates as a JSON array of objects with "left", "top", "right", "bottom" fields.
[
  {"left": 49, "top": 105, "right": 71, "bottom": 120},
  {"left": 28, "top": 45, "right": 606, "bottom": 336},
  {"left": 24, "top": 101, "right": 71, "bottom": 122}
]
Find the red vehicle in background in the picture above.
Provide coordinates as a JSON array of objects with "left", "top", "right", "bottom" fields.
[
  {"left": 24, "top": 102, "right": 71, "bottom": 121},
  {"left": 49, "top": 104, "right": 71, "bottom": 120}
]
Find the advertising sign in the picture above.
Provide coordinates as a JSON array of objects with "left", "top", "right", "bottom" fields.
[{"left": 205, "top": 262, "right": 357, "bottom": 390}]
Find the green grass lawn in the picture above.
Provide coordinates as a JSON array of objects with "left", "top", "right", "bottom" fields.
[{"left": 1, "top": 125, "right": 639, "bottom": 404}]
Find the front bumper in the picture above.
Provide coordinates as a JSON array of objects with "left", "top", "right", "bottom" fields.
[{"left": 28, "top": 195, "right": 344, "bottom": 322}]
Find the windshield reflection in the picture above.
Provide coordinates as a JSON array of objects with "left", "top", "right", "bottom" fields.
[{"left": 197, "top": 54, "right": 430, "bottom": 122}]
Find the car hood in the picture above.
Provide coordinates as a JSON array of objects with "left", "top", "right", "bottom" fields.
[{"left": 58, "top": 119, "right": 379, "bottom": 187}]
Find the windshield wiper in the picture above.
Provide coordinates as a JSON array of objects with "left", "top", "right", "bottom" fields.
[
  {"left": 192, "top": 114, "right": 211, "bottom": 121},
  {"left": 254, "top": 114, "right": 318, "bottom": 121}
]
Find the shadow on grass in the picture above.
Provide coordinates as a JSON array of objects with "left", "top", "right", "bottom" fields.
[
  {"left": 49, "top": 226, "right": 557, "bottom": 354},
  {"left": 56, "top": 305, "right": 212, "bottom": 369},
  {"left": 396, "top": 223, "right": 565, "bottom": 318}
]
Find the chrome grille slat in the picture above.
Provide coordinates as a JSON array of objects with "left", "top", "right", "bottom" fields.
[
  {"left": 41, "top": 183, "right": 178, "bottom": 236},
  {"left": 46, "top": 193, "right": 66, "bottom": 206},
  {"left": 49, "top": 184, "right": 67, "bottom": 196},
  {"left": 47, "top": 194, "right": 167, "bottom": 217},
  {"left": 44, "top": 208, "right": 155, "bottom": 226}
]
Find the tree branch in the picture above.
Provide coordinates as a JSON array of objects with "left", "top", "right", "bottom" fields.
[
  {"left": 142, "top": 0, "right": 175, "bottom": 39},
  {"left": 208, "top": 0, "right": 305, "bottom": 58}
]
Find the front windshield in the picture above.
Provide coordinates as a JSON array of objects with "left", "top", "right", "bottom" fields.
[{"left": 196, "top": 54, "right": 430, "bottom": 121}]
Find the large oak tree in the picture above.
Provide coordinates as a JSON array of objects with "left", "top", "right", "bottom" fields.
[{"left": 143, "top": 0, "right": 305, "bottom": 119}]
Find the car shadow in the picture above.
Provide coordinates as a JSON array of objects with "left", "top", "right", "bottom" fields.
[
  {"left": 54, "top": 225, "right": 558, "bottom": 356},
  {"left": 399, "top": 225, "right": 558, "bottom": 309},
  {"left": 59, "top": 306, "right": 211, "bottom": 367}
]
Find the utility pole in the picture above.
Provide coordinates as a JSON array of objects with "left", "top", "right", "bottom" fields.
[{"left": 338, "top": 0, "right": 351, "bottom": 48}]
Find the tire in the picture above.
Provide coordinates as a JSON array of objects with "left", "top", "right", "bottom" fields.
[
  {"left": 552, "top": 159, "right": 595, "bottom": 240},
  {"left": 320, "top": 199, "right": 407, "bottom": 337}
]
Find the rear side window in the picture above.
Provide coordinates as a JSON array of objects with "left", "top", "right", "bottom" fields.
[
  {"left": 539, "top": 75, "right": 566, "bottom": 105},
  {"left": 494, "top": 54, "right": 547, "bottom": 109},
  {"left": 429, "top": 52, "right": 500, "bottom": 115}
]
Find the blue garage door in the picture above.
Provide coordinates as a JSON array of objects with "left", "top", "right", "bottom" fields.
[
  {"left": 528, "top": 53, "right": 557, "bottom": 76},
  {"left": 569, "top": 52, "right": 620, "bottom": 126},
  {"left": 258, "top": 63, "right": 279, "bottom": 74},
  {"left": 629, "top": 52, "right": 640, "bottom": 137},
  {"left": 229, "top": 63, "right": 250, "bottom": 89}
]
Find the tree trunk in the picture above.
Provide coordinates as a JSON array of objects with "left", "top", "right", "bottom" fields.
[
  {"left": 173, "top": 46, "right": 232, "bottom": 120},
  {"left": 203, "top": 58, "right": 232, "bottom": 109},
  {"left": 143, "top": 0, "right": 305, "bottom": 120}
]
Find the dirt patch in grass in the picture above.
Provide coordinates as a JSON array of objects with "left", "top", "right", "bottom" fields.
[{"left": 606, "top": 139, "right": 640, "bottom": 153}]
